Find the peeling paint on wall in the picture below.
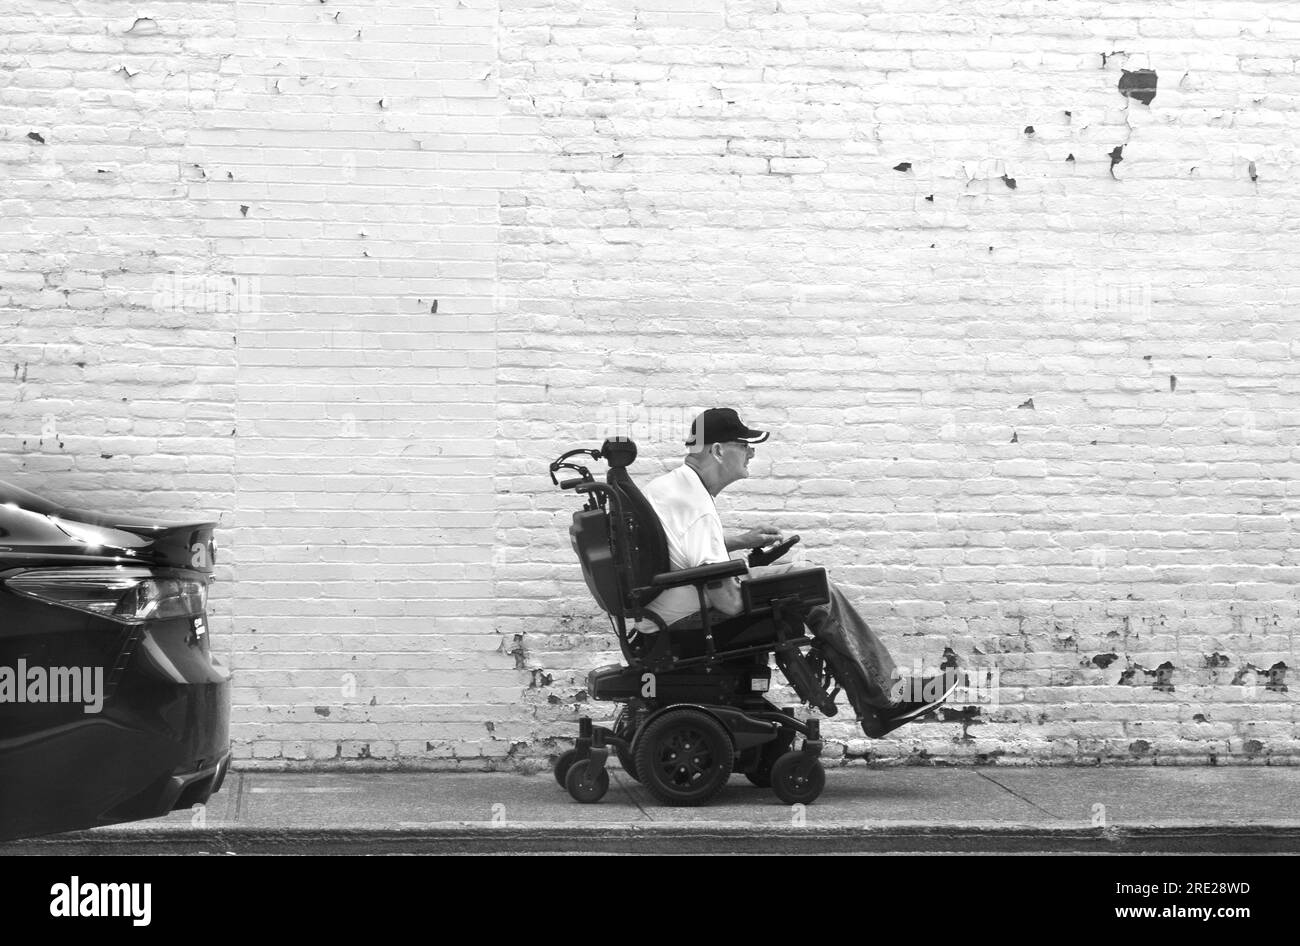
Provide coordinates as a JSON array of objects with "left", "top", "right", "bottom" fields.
[{"left": 1118, "top": 68, "right": 1158, "bottom": 106}]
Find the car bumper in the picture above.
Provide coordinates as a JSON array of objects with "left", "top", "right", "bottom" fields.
[{"left": 0, "top": 645, "right": 233, "bottom": 841}]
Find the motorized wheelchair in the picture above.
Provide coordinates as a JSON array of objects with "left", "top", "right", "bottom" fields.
[{"left": 548, "top": 438, "right": 851, "bottom": 807}]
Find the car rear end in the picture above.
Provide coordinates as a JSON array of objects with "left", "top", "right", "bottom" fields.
[{"left": 0, "top": 483, "right": 231, "bottom": 841}]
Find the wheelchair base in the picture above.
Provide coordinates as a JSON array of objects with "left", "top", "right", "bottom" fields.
[
  {"left": 556, "top": 699, "right": 826, "bottom": 807},
  {"left": 553, "top": 623, "right": 844, "bottom": 806}
]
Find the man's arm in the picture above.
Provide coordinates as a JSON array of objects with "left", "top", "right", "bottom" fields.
[
  {"left": 724, "top": 526, "right": 783, "bottom": 552},
  {"left": 677, "top": 519, "right": 748, "bottom": 616},
  {"left": 706, "top": 571, "right": 745, "bottom": 617}
]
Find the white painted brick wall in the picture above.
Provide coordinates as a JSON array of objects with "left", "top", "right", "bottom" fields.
[
  {"left": 0, "top": 3, "right": 240, "bottom": 584},
  {"left": 201, "top": 0, "right": 536, "bottom": 765},
  {"left": 3, "top": 0, "right": 1296, "bottom": 767},
  {"left": 494, "top": 0, "right": 1300, "bottom": 765}
]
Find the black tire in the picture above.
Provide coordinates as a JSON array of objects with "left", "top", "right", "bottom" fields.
[
  {"left": 553, "top": 748, "right": 580, "bottom": 788},
  {"left": 634, "top": 708, "right": 734, "bottom": 807},
  {"left": 614, "top": 741, "right": 639, "bottom": 781},
  {"left": 565, "top": 759, "right": 610, "bottom": 804},
  {"left": 612, "top": 705, "right": 640, "bottom": 781},
  {"left": 770, "top": 751, "right": 826, "bottom": 805}
]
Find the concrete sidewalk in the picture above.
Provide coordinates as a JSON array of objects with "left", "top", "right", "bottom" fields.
[{"left": 5, "top": 766, "right": 1299, "bottom": 854}]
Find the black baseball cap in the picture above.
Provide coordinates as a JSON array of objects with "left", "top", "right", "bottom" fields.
[{"left": 684, "top": 408, "right": 770, "bottom": 450}]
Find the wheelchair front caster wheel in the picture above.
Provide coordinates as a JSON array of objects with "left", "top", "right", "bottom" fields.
[
  {"left": 770, "top": 752, "right": 826, "bottom": 805},
  {"left": 564, "top": 759, "right": 610, "bottom": 804},
  {"left": 554, "top": 748, "right": 580, "bottom": 788}
]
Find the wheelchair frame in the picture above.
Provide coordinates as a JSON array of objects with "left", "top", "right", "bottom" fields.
[{"left": 548, "top": 438, "right": 843, "bottom": 806}]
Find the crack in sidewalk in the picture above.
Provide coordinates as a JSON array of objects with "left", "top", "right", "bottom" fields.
[
  {"left": 612, "top": 773, "right": 654, "bottom": 822},
  {"left": 231, "top": 771, "right": 248, "bottom": 823},
  {"left": 973, "top": 770, "right": 1062, "bottom": 820}
]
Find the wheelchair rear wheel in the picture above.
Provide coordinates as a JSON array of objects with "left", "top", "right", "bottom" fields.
[{"left": 634, "top": 708, "right": 734, "bottom": 806}]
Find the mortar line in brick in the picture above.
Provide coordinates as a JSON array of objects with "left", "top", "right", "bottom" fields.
[{"left": 972, "top": 770, "right": 1062, "bottom": 821}]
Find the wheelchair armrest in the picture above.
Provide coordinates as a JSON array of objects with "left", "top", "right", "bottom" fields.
[{"left": 649, "top": 559, "right": 748, "bottom": 588}]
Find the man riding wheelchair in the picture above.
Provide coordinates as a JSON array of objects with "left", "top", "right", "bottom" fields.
[{"left": 548, "top": 408, "right": 960, "bottom": 806}]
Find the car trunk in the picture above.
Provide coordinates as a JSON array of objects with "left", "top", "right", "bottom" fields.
[{"left": 0, "top": 480, "right": 216, "bottom": 574}]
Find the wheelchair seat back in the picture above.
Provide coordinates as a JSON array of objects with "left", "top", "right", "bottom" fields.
[
  {"left": 603, "top": 445, "right": 673, "bottom": 615},
  {"left": 564, "top": 440, "right": 673, "bottom": 654}
]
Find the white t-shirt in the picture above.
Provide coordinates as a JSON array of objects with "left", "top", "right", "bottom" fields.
[{"left": 640, "top": 463, "right": 745, "bottom": 627}]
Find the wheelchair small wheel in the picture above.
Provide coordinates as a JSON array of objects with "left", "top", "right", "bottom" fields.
[
  {"left": 634, "top": 708, "right": 734, "bottom": 807},
  {"left": 564, "top": 759, "right": 609, "bottom": 804},
  {"left": 554, "top": 748, "right": 580, "bottom": 788},
  {"left": 770, "top": 751, "right": 826, "bottom": 805}
]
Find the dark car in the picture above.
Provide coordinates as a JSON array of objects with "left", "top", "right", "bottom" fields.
[{"left": 0, "top": 479, "right": 231, "bottom": 841}]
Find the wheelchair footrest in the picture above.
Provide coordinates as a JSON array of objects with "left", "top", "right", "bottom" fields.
[{"left": 775, "top": 650, "right": 839, "bottom": 716}]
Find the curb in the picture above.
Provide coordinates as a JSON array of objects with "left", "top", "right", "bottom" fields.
[{"left": 6, "top": 823, "right": 1299, "bottom": 855}]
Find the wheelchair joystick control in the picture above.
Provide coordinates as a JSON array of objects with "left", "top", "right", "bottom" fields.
[{"left": 749, "top": 534, "right": 800, "bottom": 568}]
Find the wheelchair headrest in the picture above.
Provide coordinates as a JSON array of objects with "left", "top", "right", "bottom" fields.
[{"left": 600, "top": 438, "right": 637, "bottom": 470}]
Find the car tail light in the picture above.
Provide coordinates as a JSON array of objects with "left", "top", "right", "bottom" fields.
[{"left": 4, "top": 567, "right": 208, "bottom": 624}]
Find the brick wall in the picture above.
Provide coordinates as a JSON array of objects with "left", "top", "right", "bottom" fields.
[{"left": 4, "top": 0, "right": 1297, "bottom": 766}]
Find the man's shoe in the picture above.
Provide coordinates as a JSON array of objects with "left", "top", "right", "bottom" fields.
[{"left": 878, "top": 668, "right": 964, "bottom": 733}]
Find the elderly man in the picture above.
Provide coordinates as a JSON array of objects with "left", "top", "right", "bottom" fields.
[{"left": 640, "top": 407, "right": 959, "bottom": 736}]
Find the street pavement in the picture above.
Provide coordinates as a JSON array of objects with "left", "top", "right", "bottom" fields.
[{"left": 4, "top": 765, "right": 1298, "bottom": 854}]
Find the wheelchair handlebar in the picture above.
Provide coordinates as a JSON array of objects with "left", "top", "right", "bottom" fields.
[{"left": 551, "top": 448, "right": 601, "bottom": 467}]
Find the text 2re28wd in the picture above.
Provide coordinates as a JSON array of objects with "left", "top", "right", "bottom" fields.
[{"left": 0, "top": 479, "right": 231, "bottom": 841}]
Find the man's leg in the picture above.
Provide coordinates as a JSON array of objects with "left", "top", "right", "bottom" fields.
[
  {"left": 745, "top": 563, "right": 960, "bottom": 733},
  {"left": 803, "top": 582, "right": 901, "bottom": 710}
]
